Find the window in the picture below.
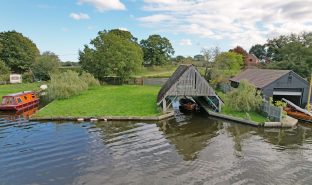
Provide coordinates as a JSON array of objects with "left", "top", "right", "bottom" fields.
[
  {"left": 1, "top": 98, "right": 7, "bottom": 104},
  {"left": 2, "top": 97, "right": 13, "bottom": 104},
  {"left": 17, "top": 98, "right": 22, "bottom": 104},
  {"left": 24, "top": 96, "right": 27, "bottom": 100}
]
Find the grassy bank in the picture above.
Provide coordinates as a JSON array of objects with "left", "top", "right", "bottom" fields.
[
  {"left": 0, "top": 83, "right": 41, "bottom": 97},
  {"left": 217, "top": 91, "right": 267, "bottom": 123},
  {"left": 35, "top": 85, "right": 161, "bottom": 118},
  {"left": 221, "top": 105, "right": 267, "bottom": 123}
]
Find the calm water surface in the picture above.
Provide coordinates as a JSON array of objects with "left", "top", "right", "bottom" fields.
[{"left": 1, "top": 112, "right": 312, "bottom": 185}]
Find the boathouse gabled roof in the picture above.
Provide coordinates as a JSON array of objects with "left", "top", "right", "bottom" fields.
[
  {"left": 230, "top": 69, "right": 292, "bottom": 88},
  {"left": 157, "top": 64, "right": 222, "bottom": 105}
]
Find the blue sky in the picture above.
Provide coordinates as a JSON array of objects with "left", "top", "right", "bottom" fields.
[{"left": 1, "top": 0, "right": 312, "bottom": 62}]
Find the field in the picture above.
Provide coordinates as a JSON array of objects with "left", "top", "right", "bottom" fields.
[
  {"left": 0, "top": 83, "right": 41, "bottom": 98},
  {"left": 35, "top": 85, "right": 161, "bottom": 117}
]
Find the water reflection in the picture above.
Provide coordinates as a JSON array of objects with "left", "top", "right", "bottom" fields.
[
  {"left": 225, "top": 121, "right": 312, "bottom": 151},
  {"left": 2, "top": 113, "right": 312, "bottom": 184},
  {"left": 157, "top": 117, "right": 222, "bottom": 160},
  {"left": 0, "top": 106, "right": 38, "bottom": 121}
]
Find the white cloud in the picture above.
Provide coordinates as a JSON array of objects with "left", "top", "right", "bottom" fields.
[
  {"left": 139, "top": 0, "right": 312, "bottom": 50},
  {"left": 118, "top": 27, "right": 128, "bottom": 31},
  {"left": 179, "top": 39, "right": 192, "bottom": 46},
  {"left": 138, "top": 14, "right": 173, "bottom": 24},
  {"left": 70, "top": 13, "right": 90, "bottom": 20},
  {"left": 77, "top": 0, "right": 125, "bottom": 11}
]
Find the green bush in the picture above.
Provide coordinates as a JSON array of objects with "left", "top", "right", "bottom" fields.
[
  {"left": 22, "top": 71, "right": 34, "bottom": 83},
  {"left": 0, "top": 74, "right": 9, "bottom": 83},
  {"left": 48, "top": 71, "right": 87, "bottom": 100},
  {"left": 226, "top": 80, "right": 263, "bottom": 112},
  {"left": 80, "top": 72, "right": 100, "bottom": 87},
  {"left": 0, "top": 60, "right": 10, "bottom": 83},
  {"left": 48, "top": 71, "right": 100, "bottom": 100}
]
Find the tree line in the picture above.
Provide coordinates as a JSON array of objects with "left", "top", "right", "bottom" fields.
[
  {"left": 249, "top": 32, "right": 312, "bottom": 78},
  {"left": 79, "top": 29, "right": 174, "bottom": 82},
  {"left": 1, "top": 29, "right": 311, "bottom": 84},
  {"left": 0, "top": 29, "right": 175, "bottom": 83}
]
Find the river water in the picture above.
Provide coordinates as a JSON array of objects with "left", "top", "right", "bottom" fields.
[{"left": 1, "top": 112, "right": 312, "bottom": 185}]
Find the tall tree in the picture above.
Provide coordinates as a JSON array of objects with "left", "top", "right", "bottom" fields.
[
  {"left": 230, "top": 46, "right": 248, "bottom": 58},
  {"left": 255, "top": 32, "right": 312, "bottom": 77},
  {"left": 215, "top": 52, "right": 244, "bottom": 71},
  {"left": 249, "top": 44, "right": 266, "bottom": 60},
  {"left": 32, "top": 51, "right": 61, "bottom": 81},
  {"left": 140, "top": 35, "right": 174, "bottom": 66},
  {"left": 267, "top": 41, "right": 312, "bottom": 77},
  {"left": 201, "top": 46, "right": 220, "bottom": 77},
  {"left": 79, "top": 29, "right": 143, "bottom": 82},
  {"left": 0, "top": 30, "right": 39, "bottom": 73}
]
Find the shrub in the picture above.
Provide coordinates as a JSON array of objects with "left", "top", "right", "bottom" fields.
[
  {"left": 80, "top": 72, "right": 100, "bottom": 87},
  {"left": 0, "top": 74, "right": 9, "bottom": 83},
  {"left": 22, "top": 71, "right": 34, "bottom": 83},
  {"left": 0, "top": 60, "right": 10, "bottom": 83},
  {"left": 226, "top": 80, "right": 263, "bottom": 112},
  {"left": 47, "top": 71, "right": 100, "bottom": 100},
  {"left": 48, "top": 71, "right": 88, "bottom": 100}
]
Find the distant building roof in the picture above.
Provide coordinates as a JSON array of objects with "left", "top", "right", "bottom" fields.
[{"left": 230, "top": 69, "right": 291, "bottom": 88}]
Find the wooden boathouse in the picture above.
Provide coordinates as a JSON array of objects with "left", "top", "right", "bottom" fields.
[{"left": 157, "top": 64, "right": 223, "bottom": 112}]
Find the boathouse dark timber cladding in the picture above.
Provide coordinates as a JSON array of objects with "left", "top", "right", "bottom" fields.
[
  {"left": 157, "top": 64, "right": 223, "bottom": 112},
  {"left": 230, "top": 69, "right": 310, "bottom": 107}
]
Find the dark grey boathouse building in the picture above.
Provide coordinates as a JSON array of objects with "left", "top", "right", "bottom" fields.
[{"left": 230, "top": 69, "right": 310, "bottom": 107}]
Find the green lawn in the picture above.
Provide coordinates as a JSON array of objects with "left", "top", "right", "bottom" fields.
[
  {"left": 35, "top": 85, "right": 161, "bottom": 117},
  {"left": 0, "top": 83, "right": 41, "bottom": 98}
]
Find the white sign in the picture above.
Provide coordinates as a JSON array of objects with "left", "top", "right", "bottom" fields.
[{"left": 10, "top": 74, "right": 22, "bottom": 84}]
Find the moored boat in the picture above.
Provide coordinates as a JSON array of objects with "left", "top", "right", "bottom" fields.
[
  {"left": 0, "top": 91, "right": 39, "bottom": 111},
  {"left": 283, "top": 74, "right": 312, "bottom": 123},
  {"left": 179, "top": 98, "right": 198, "bottom": 112},
  {"left": 284, "top": 107, "right": 312, "bottom": 123}
]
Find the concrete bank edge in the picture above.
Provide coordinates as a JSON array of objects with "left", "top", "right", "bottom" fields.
[
  {"left": 29, "top": 112, "right": 175, "bottom": 122},
  {"left": 208, "top": 111, "right": 297, "bottom": 128}
]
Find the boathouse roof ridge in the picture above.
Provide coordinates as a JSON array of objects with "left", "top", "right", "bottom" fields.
[
  {"left": 230, "top": 69, "right": 292, "bottom": 88},
  {"left": 157, "top": 64, "right": 190, "bottom": 104}
]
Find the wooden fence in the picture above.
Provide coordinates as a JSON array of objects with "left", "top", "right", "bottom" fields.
[
  {"left": 102, "top": 77, "right": 168, "bottom": 86},
  {"left": 260, "top": 101, "right": 282, "bottom": 122}
]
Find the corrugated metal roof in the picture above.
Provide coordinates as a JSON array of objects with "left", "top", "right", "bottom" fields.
[{"left": 230, "top": 69, "right": 291, "bottom": 88}]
